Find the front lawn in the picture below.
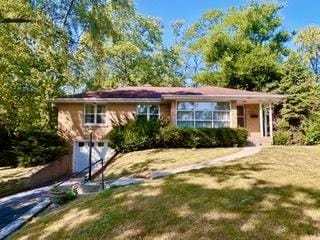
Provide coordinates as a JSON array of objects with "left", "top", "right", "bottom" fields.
[
  {"left": 103, "top": 147, "right": 240, "bottom": 179},
  {"left": 10, "top": 146, "right": 320, "bottom": 240}
]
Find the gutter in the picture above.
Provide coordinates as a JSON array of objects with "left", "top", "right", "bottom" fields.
[
  {"left": 53, "top": 94, "right": 285, "bottom": 103},
  {"left": 162, "top": 94, "right": 285, "bottom": 100},
  {"left": 54, "top": 98, "right": 163, "bottom": 103}
]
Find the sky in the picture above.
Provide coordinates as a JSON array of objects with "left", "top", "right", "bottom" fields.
[{"left": 134, "top": 0, "right": 320, "bottom": 46}]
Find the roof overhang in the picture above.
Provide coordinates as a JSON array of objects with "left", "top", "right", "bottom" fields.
[
  {"left": 54, "top": 98, "right": 163, "bottom": 103},
  {"left": 162, "top": 94, "right": 285, "bottom": 102},
  {"left": 54, "top": 94, "right": 285, "bottom": 103}
]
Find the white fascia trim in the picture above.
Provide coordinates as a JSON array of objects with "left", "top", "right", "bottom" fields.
[
  {"left": 54, "top": 98, "right": 163, "bottom": 103},
  {"left": 162, "top": 94, "right": 284, "bottom": 101}
]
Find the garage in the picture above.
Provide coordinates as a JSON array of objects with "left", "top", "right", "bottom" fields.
[{"left": 73, "top": 140, "right": 111, "bottom": 172}]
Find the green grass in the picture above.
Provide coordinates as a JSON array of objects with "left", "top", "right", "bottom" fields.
[
  {"left": 103, "top": 147, "right": 240, "bottom": 179},
  {"left": 0, "top": 166, "right": 35, "bottom": 181},
  {"left": 10, "top": 146, "right": 320, "bottom": 240},
  {"left": 0, "top": 166, "right": 38, "bottom": 198}
]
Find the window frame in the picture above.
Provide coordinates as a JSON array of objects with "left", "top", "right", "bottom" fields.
[
  {"left": 237, "top": 105, "right": 246, "bottom": 128},
  {"left": 176, "top": 101, "right": 231, "bottom": 128},
  {"left": 136, "top": 104, "right": 161, "bottom": 121},
  {"left": 83, "top": 104, "right": 107, "bottom": 126}
]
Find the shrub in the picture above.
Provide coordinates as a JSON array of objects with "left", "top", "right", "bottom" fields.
[
  {"left": 157, "top": 127, "right": 248, "bottom": 148},
  {"left": 156, "top": 125, "right": 184, "bottom": 147},
  {"left": 109, "top": 118, "right": 248, "bottom": 153},
  {"left": 14, "top": 130, "right": 68, "bottom": 167},
  {"left": 108, "top": 118, "right": 167, "bottom": 153},
  {"left": 273, "top": 131, "right": 290, "bottom": 145}
]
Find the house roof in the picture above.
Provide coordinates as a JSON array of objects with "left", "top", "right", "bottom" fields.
[{"left": 55, "top": 86, "right": 284, "bottom": 103}]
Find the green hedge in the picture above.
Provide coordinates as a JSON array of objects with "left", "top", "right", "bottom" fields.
[
  {"left": 14, "top": 130, "right": 68, "bottom": 167},
  {"left": 0, "top": 127, "right": 68, "bottom": 167},
  {"left": 157, "top": 126, "right": 248, "bottom": 148},
  {"left": 108, "top": 118, "right": 167, "bottom": 153},
  {"left": 108, "top": 119, "right": 248, "bottom": 153}
]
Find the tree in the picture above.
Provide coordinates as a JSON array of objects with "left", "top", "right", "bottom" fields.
[
  {"left": 295, "top": 26, "right": 320, "bottom": 81},
  {"left": 0, "top": 0, "right": 77, "bottom": 132},
  {"left": 188, "top": 1, "right": 291, "bottom": 90},
  {"left": 76, "top": 1, "right": 184, "bottom": 89},
  {"left": 276, "top": 53, "right": 319, "bottom": 144}
]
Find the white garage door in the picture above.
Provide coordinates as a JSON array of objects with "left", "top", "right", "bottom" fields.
[{"left": 73, "top": 140, "right": 111, "bottom": 172}]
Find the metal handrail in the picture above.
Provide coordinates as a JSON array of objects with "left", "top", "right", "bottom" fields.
[{"left": 55, "top": 158, "right": 103, "bottom": 187}]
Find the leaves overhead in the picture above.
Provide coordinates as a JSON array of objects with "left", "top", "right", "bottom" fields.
[
  {"left": 0, "top": 0, "right": 183, "bottom": 132},
  {"left": 295, "top": 26, "right": 320, "bottom": 81},
  {"left": 188, "top": 1, "right": 291, "bottom": 90}
]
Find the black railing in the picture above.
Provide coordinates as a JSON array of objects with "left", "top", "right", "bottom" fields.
[{"left": 55, "top": 158, "right": 105, "bottom": 189}]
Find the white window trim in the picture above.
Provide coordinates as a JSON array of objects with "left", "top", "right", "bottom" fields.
[
  {"left": 136, "top": 104, "right": 161, "bottom": 120},
  {"left": 176, "top": 101, "right": 231, "bottom": 128},
  {"left": 83, "top": 104, "right": 108, "bottom": 127}
]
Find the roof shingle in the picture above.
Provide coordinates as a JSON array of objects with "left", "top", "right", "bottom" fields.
[{"left": 58, "top": 86, "right": 281, "bottom": 99}]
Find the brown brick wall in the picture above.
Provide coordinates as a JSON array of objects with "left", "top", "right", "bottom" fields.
[
  {"left": 244, "top": 104, "right": 261, "bottom": 138},
  {"left": 57, "top": 102, "right": 171, "bottom": 145},
  {"left": 57, "top": 101, "right": 263, "bottom": 146}
]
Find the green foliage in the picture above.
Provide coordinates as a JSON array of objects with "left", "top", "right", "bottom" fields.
[
  {"left": 188, "top": 1, "right": 290, "bottom": 90},
  {"left": 14, "top": 130, "right": 68, "bottom": 167},
  {"left": 0, "top": 0, "right": 78, "bottom": 132},
  {"left": 303, "top": 110, "right": 320, "bottom": 145},
  {"left": 109, "top": 118, "right": 248, "bottom": 153},
  {"left": 63, "top": 187, "right": 78, "bottom": 202},
  {"left": 156, "top": 125, "right": 184, "bottom": 148},
  {"left": 108, "top": 118, "right": 168, "bottom": 153},
  {"left": 74, "top": 0, "right": 184, "bottom": 89},
  {"left": 166, "top": 127, "right": 248, "bottom": 148},
  {"left": 295, "top": 26, "right": 320, "bottom": 80},
  {"left": 275, "top": 53, "right": 319, "bottom": 144},
  {"left": 0, "top": 0, "right": 185, "bottom": 135},
  {"left": 273, "top": 132, "right": 290, "bottom": 145}
]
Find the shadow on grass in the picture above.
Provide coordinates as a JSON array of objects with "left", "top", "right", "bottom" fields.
[{"left": 12, "top": 162, "right": 320, "bottom": 240}]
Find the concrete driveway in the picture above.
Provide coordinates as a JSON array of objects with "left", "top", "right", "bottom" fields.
[{"left": 0, "top": 186, "right": 50, "bottom": 229}]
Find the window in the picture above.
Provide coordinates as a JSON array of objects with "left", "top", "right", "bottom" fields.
[
  {"left": 84, "top": 104, "right": 107, "bottom": 125},
  {"left": 177, "top": 102, "right": 230, "bottom": 128},
  {"left": 98, "top": 142, "right": 105, "bottom": 147},
  {"left": 136, "top": 104, "right": 160, "bottom": 120},
  {"left": 237, "top": 106, "right": 245, "bottom": 128}
]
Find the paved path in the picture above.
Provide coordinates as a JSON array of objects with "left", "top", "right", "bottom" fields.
[
  {"left": 0, "top": 178, "right": 80, "bottom": 238},
  {"left": 0, "top": 186, "right": 50, "bottom": 229}
]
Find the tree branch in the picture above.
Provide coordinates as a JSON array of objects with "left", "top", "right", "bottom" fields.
[
  {"left": 63, "top": 0, "right": 76, "bottom": 27},
  {"left": 0, "top": 18, "right": 32, "bottom": 24}
]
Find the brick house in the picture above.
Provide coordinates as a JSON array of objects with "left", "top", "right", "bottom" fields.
[{"left": 55, "top": 86, "right": 283, "bottom": 172}]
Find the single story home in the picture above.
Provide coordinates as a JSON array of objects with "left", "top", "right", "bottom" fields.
[{"left": 55, "top": 86, "right": 284, "bottom": 172}]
